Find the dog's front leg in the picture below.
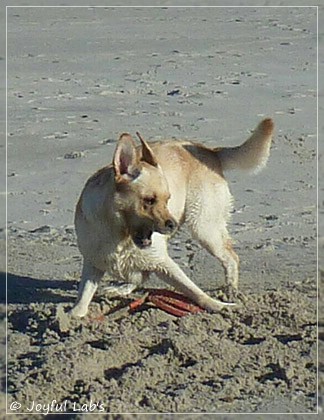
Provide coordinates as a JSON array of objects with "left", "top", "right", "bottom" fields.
[
  {"left": 157, "top": 257, "right": 235, "bottom": 312},
  {"left": 70, "top": 260, "right": 105, "bottom": 318}
]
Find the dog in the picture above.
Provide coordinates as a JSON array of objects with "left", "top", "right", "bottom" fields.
[{"left": 70, "top": 118, "right": 274, "bottom": 317}]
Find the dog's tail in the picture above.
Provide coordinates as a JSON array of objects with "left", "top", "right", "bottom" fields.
[{"left": 217, "top": 118, "right": 274, "bottom": 174}]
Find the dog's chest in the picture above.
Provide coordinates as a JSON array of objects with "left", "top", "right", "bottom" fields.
[{"left": 100, "top": 240, "right": 147, "bottom": 282}]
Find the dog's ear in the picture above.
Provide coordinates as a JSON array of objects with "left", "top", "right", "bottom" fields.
[
  {"left": 136, "top": 132, "right": 158, "bottom": 167},
  {"left": 113, "top": 133, "right": 140, "bottom": 182}
]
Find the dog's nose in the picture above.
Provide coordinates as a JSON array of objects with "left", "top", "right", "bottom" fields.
[{"left": 165, "top": 219, "right": 177, "bottom": 232}]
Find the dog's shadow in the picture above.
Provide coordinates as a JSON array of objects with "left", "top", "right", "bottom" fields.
[{"left": 0, "top": 272, "right": 76, "bottom": 305}]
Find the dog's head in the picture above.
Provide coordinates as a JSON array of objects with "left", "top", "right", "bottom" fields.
[{"left": 113, "top": 132, "right": 178, "bottom": 248}]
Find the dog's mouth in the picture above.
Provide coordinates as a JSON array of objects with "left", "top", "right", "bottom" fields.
[
  {"left": 133, "top": 230, "right": 153, "bottom": 249},
  {"left": 132, "top": 218, "right": 178, "bottom": 249}
]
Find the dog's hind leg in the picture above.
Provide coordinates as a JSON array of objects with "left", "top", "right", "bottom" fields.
[
  {"left": 70, "top": 261, "right": 105, "bottom": 318},
  {"left": 194, "top": 228, "right": 239, "bottom": 290},
  {"left": 187, "top": 184, "right": 239, "bottom": 291}
]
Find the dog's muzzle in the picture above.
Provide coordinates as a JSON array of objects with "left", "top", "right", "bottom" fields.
[{"left": 156, "top": 218, "right": 178, "bottom": 235}]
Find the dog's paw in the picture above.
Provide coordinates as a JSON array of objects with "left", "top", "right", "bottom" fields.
[
  {"left": 69, "top": 305, "right": 88, "bottom": 318},
  {"left": 223, "top": 287, "right": 248, "bottom": 304},
  {"left": 198, "top": 294, "right": 236, "bottom": 313}
]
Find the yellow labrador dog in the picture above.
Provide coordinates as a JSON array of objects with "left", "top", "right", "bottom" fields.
[{"left": 70, "top": 118, "right": 274, "bottom": 317}]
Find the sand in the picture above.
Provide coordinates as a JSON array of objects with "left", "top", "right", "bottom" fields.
[{"left": 1, "top": 3, "right": 322, "bottom": 417}]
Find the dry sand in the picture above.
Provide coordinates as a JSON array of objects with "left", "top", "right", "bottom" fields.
[{"left": 1, "top": 3, "right": 322, "bottom": 417}]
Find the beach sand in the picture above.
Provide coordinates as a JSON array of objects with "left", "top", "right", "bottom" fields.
[{"left": 2, "top": 4, "right": 321, "bottom": 417}]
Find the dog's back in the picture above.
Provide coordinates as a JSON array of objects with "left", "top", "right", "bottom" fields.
[{"left": 151, "top": 117, "right": 273, "bottom": 175}]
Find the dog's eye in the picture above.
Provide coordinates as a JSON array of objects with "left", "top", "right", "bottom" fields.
[{"left": 143, "top": 196, "right": 156, "bottom": 206}]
